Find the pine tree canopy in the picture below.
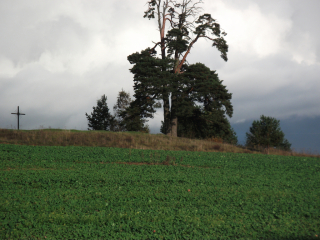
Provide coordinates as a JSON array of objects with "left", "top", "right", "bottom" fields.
[
  {"left": 175, "top": 106, "right": 238, "bottom": 144},
  {"left": 174, "top": 63, "right": 237, "bottom": 143},
  {"left": 175, "top": 63, "right": 233, "bottom": 118},
  {"left": 128, "top": 48, "right": 174, "bottom": 118},
  {"left": 119, "top": 100, "right": 150, "bottom": 133},
  {"left": 127, "top": 47, "right": 237, "bottom": 142}
]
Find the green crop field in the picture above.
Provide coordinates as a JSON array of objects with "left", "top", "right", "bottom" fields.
[{"left": 1, "top": 144, "right": 319, "bottom": 239}]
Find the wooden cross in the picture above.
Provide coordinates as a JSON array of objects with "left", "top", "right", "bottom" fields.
[{"left": 11, "top": 106, "right": 26, "bottom": 130}]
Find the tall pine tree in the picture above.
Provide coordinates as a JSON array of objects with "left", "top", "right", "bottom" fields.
[{"left": 128, "top": 0, "right": 231, "bottom": 138}]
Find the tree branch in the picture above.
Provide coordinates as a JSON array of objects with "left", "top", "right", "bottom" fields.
[
  {"left": 175, "top": 34, "right": 200, "bottom": 73},
  {"left": 148, "top": 42, "right": 162, "bottom": 54}
]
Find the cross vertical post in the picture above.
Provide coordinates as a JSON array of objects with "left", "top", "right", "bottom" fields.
[{"left": 11, "top": 106, "right": 26, "bottom": 130}]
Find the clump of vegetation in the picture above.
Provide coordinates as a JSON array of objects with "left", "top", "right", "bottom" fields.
[
  {"left": 85, "top": 94, "right": 115, "bottom": 131},
  {"left": 246, "top": 115, "right": 292, "bottom": 154},
  {"left": 85, "top": 91, "right": 150, "bottom": 133}
]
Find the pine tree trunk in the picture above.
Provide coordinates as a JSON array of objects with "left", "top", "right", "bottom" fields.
[
  {"left": 170, "top": 117, "right": 178, "bottom": 137},
  {"left": 166, "top": 47, "right": 181, "bottom": 138},
  {"left": 167, "top": 93, "right": 178, "bottom": 137},
  {"left": 166, "top": 117, "right": 178, "bottom": 137},
  {"left": 163, "top": 91, "right": 170, "bottom": 134},
  {"left": 159, "top": 13, "right": 170, "bottom": 135}
]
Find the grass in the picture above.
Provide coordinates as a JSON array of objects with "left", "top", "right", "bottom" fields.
[
  {"left": 1, "top": 128, "right": 319, "bottom": 239},
  {"left": 0, "top": 128, "right": 252, "bottom": 153},
  {"left": 0, "top": 128, "right": 319, "bottom": 158},
  {"left": 1, "top": 144, "right": 319, "bottom": 239}
]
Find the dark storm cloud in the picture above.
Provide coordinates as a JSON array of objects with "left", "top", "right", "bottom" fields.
[{"left": 232, "top": 115, "right": 320, "bottom": 154}]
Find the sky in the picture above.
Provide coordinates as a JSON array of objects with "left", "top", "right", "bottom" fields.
[{"left": 1, "top": 0, "right": 319, "bottom": 154}]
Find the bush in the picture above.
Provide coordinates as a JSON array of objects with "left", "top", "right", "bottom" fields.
[{"left": 246, "top": 115, "right": 291, "bottom": 153}]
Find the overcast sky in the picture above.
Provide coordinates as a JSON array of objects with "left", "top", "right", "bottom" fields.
[{"left": 1, "top": 0, "right": 319, "bottom": 154}]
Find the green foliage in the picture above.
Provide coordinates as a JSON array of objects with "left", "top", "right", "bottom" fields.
[
  {"left": 157, "top": 63, "right": 236, "bottom": 143},
  {"left": 85, "top": 94, "right": 114, "bottom": 131},
  {"left": 176, "top": 63, "right": 233, "bottom": 116},
  {"left": 246, "top": 115, "right": 292, "bottom": 151},
  {"left": 166, "top": 28, "right": 189, "bottom": 57},
  {"left": 127, "top": 48, "right": 173, "bottom": 133},
  {"left": 194, "top": 14, "right": 228, "bottom": 61},
  {"left": 1, "top": 144, "right": 319, "bottom": 239},
  {"left": 127, "top": 48, "right": 173, "bottom": 117},
  {"left": 176, "top": 106, "right": 238, "bottom": 144},
  {"left": 120, "top": 101, "right": 150, "bottom": 133},
  {"left": 85, "top": 91, "right": 149, "bottom": 133},
  {"left": 128, "top": 52, "right": 236, "bottom": 140}
]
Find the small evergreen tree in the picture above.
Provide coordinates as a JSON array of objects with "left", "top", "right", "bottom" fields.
[
  {"left": 120, "top": 100, "right": 150, "bottom": 133},
  {"left": 108, "top": 89, "right": 150, "bottom": 133},
  {"left": 113, "top": 89, "right": 132, "bottom": 132},
  {"left": 85, "top": 94, "right": 114, "bottom": 131},
  {"left": 246, "top": 115, "right": 291, "bottom": 153}
]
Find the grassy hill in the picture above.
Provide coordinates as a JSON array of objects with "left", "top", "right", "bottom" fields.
[{"left": 0, "top": 128, "right": 318, "bottom": 158}]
